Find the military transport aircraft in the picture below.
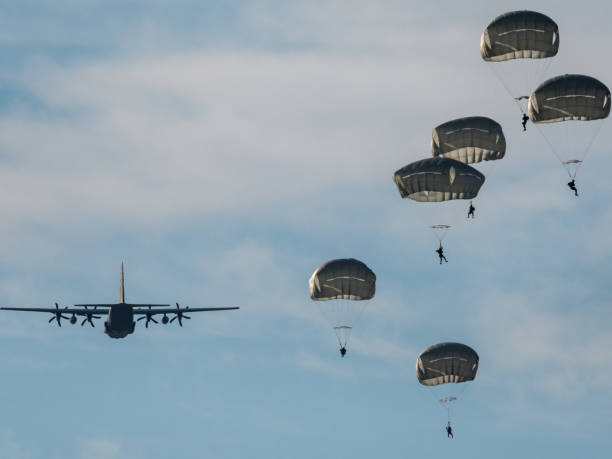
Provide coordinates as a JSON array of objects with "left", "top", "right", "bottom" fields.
[{"left": 0, "top": 264, "right": 239, "bottom": 339}]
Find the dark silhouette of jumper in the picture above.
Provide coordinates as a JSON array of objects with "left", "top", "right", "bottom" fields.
[{"left": 436, "top": 244, "right": 448, "bottom": 264}]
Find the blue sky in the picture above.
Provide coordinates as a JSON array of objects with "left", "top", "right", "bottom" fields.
[{"left": 1, "top": 1, "right": 611, "bottom": 458}]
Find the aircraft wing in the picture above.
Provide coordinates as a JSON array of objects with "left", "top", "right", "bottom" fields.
[
  {"left": 1, "top": 306, "right": 110, "bottom": 315},
  {"left": 74, "top": 303, "right": 170, "bottom": 307},
  {"left": 133, "top": 306, "right": 239, "bottom": 315}
]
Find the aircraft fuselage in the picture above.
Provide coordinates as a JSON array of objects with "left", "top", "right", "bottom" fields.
[{"left": 104, "top": 304, "right": 135, "bottom": 339}]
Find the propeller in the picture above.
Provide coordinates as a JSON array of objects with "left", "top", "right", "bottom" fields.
[
  {"left": 49, "top": 302, "right": 70, "bottom": 327},
  {"left": 136, "top": 306, "right": 158, "bottom": 328},
  {"left": 81, "top": 306, "right": 101, "bottom": 327},
  {"left": 170, "top": 303, "right": 191, "bottom": 327}
]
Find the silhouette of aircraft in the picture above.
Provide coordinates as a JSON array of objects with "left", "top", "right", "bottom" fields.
[{"left": 0, "top": 263, "right": 239, "bottom": 339}]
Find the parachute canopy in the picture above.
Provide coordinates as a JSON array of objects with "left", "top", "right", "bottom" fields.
[
  {"left": 481, "top": 10, "right": 559, "bottom": 62},
  {"left": 416, "top": 342, "right": 479, "bottom": 386},
  {"left": 528, "top": 74, "right": 611, "bottom": 123},
  {"left": 431, "top": 116, "right": 506, "bottom": 164},
  {"left": 393, "top": 157, "right": 485, "bottom": 202},
  {"left": 309, "top": 258, "right": 376, "bottom": 301}
]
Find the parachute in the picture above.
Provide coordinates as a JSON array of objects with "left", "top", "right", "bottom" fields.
[
  {"left": 417, "top": 342, "right": 479, "bottom": 424},
  {"left": 416, "top": 342, "right": 479, "bottom": 386},
  {"left": 528, "top": 74, "right": 610, "bottom": 123},
  {"left": 393, "top": 157, "right": 485, "bottom": 244},
  {"left": 481, "top": 10, "right": 559, "bottom": 113},
  {"left": 528, "top": 74, "right": 610, "bottom": 179},
  {"left": 431, "top": 116, "right": 506, "bottom": 164},
  {"left": 393, "top": 157, "right": 485, "bottom": 202},
  {"left": 481, "top": 11, "right": 559, "bottom": 62},
  {"left": 309, "top": 258, "right": 376, "bottom": 356}
]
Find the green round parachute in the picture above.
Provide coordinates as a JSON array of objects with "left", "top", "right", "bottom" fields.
[
  {"left": 528, "top": 74, "right": 610, "bottom": 179},
  {"left": 528, "top": 74, "right": 611, "bottom": 123},
  {"left": 309, "top": 258, "right": 376, "bottom": 356},
  {"left": 417, "top": 342, "right": 479, "bottom": 425},
  {"left": 309, "top": 258, "right": 376, "bottom": 301},
  {"left": 431, "top": 116, "right": 506, "bottom": 164},
  {"left": 481, "top": 10, "right": 559, "bottom": 62},
  {"left": 416, "top": 342, "right": 479, "bottom": 386},
  {"left": 393, "top": 157, "right": 485, "bottom": 202},
  {"left": 481, "top": 11, "right": 559, "bottom": 113}
]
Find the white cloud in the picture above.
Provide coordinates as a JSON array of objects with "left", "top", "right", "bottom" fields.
[
  {"left": 471, "top": 288, "right": 612, "bottom": 400},
  {"left": 0, "top": 20, "right": 483, "bottom": 231},
  {"left": 80, "top": 439, "right": 121, "bottom": 459},
  {"left": 350, "top": 335, "right": 415, "bottom": 364},
  {"left": 294, "top": 350, "right": 355, "bottom": 379},
  {"left": 0, "top": 432, "right": 31, "bottom": 459}
]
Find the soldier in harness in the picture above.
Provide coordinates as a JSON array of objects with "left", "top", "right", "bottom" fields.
[
  {"left": 522, "top": 113, "right": 529, "bottom": 131},
  {"left": 436, "top": 243, "right": 448, "bottom": 264},
  {"left": 467, "top": 201, "right": 475, "bottom": 218}
]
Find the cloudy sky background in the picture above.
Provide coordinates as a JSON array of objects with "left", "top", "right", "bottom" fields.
[{"left": 1, "top": 1, "right": 611, "bottom": 458}]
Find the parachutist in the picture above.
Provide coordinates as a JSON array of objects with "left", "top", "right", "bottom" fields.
[
  {"left": 446, "top": 422, "right": 453, "bottom": 438},
  {"left": 340, "top": 347, "right": 347, "bottom": 358},
  {"left": 522, "top": 114, "right": 529, "bottom": 131},
  {"left": 418, "top": 343, "right": 478, "bottom": 436},
  {"left": 467, "top": 201, "right": 475, "bottom": 219},
  {"left": 567, "top": 179, "right": 578, "bottom": 196},
  {"left": 436, "top": 244, "right": 448, "bottom": 264}
]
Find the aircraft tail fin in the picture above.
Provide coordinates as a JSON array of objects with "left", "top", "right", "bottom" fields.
[{"left": 120, "top": 262, "right": 125, "bottom": 304}]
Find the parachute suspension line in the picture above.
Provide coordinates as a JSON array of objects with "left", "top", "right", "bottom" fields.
[
  {"left": 533, "top": 123, "right": 572, "bottom": 177},
  {"left": 333, "top": 326, "right": 352, "bottom": 348},
  {"left": 426, "top": 384, "right": 469, "bottom": 423},
  {"left": 564, "top": 161, "right": 582, "bottom": 180},
  {"left": 536, "top": 58, "right": 553, "bottom": 90},
  {"left": 568, "top": 120, "right": 604, "bottom": 179},
  {"left": 434, "top": 231, "right": 446, "bottom": 243},
  {"left": 528, "top": 58, "right": 553, "bottom": 105},
  {"left": 455, "top": 381, "right": 469, "bottom": 400},
  {"left": 431, "top": 225, "right": 451, "bottom": 243},
  {"left": 486, "top": 64, "right": 527, "bottom": 114},
  {"left": 426, "top": 387, "right": 448, "bottom": 415},
  {"left": 535, "top": 119, "right": 606, "bottom": 179},
  {"left": 576, "top": 119, "right": 605, "bottom": 167},
  {"left": 316, "top": 299, "right": 369, "bottom": 351},
  {"left": 487, "top": 58, "right": 554, "bottom": 115},
  {"left": 439, "top": 397, "right": 457, "bottom": 424},
  {"left": 439, "top": 384, "right": 468, "bottom": 424},
  {"left": 450, "top": 385, "right": 465, "bottom": 423},
  {"left": 348, "top": 300, "right": 369, "bottom": 333}
]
